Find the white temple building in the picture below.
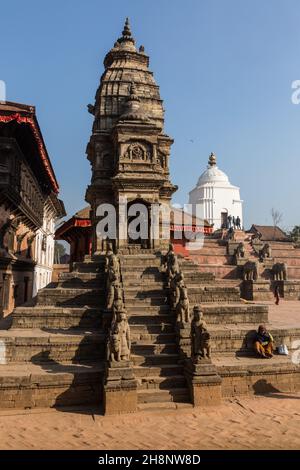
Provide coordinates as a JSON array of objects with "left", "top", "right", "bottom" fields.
[{"left": 188, "top": 153, "right": 243, "bottom": 230}]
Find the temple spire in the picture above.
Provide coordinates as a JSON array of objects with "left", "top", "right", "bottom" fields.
[{"left": 118, "top": 17, "right": 135, "bottom": 44}]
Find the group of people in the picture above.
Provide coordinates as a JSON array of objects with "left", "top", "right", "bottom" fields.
[{"left": 222, "top": 214, "right": 242, "bottom": 230}]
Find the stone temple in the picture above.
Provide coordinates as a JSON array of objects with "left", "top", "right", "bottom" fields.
[
  {"left": 189, "top": 152, "right": 243, "bottom": 230},
  {"left": 0, "top": 19, "right": 299, "bottom": 414}
]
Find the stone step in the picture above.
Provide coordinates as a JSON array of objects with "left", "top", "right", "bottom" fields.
[
  {"left": 188, "top": 262, "right": 239, "bottom": 279},
  {"left": 0, "top": 363, "right": 103, "bottom": 409},
  {"left": 130, "top": 324, "right": 174, "bottom": 334},
  {"left": 131, "top": 353, "right": 180, "bottom": 366},
  {"left": 59, "top": 272, "right": 104, "bottom": 282},
  {"left": 124, "top": 292, "right": 168, "bottom": 301},
  {"left": 121, "top": 266, "right": 161, "bottom": 274},
  {"left": 131, "top": 332, "right": 176, "bottom": 343},
  {"left": 0, "top": 330, "right": 104, "bottom": 364},
  {"left": 120, "top": 254, "right": 159, "bottom": 260},
  {"left": 133, "top": 364, "right": 183, "bottom": 378},
  {"left": 189, "top": 256, "right": 233, "bottom": 265},
  {"left": 201, "top": 303, "right": 268, "bottom": 324},
  {"left": 12, "top": 307, "right": 103, "bottom": 329},
  {"left": 137, "top": 387, "right": 190, "bottom": 404},
  {"left": 128, "top": 314, "right": 174, "bottom": 325},
  {"left": 123, "top": 286, "right": 167, "bottom": 294},
  {"left": 132, "top": 343, "right": 178, "bottom": 355},
  {"left": 72, "top": 262, "right": 103, "bottom": 273},
  {"left": 122, "top": 277, "right": 164, "bottom": 286},
  {"left": 126, "top": 300, "right": 169, "bottom": 308},
  {"left": 56, "top": 279, "right": 104, "bottom": 289},
  {"left": 137, "top": 374, "right": 187, "bottom": 390},
  {"left": 214, "top": 354, "right": 300, "bottom": 398},
  {"left": 36, "top": 288, "right": 104, "bottom": 307},
  {"left": 127, "top": 305, "right": 170, "bottom": 314},
  {"left": 137, "top": 402, "right": 193, "bottom": 412}
]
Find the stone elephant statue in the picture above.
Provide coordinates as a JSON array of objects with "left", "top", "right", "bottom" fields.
[
  {"left": 272, "top": 262, "right": 287, "bottom": 281},
  {"left": 243, "top": 261, "right": 259, "bottom": 281}
]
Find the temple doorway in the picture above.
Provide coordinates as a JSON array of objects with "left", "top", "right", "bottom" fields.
[{"left": 127, "top": 199, "right": 151, "bottom": 248}]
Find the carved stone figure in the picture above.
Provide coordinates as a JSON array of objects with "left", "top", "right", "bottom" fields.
[
  {"left": 272, "top": 262, "right": 287, "bottom": 281},
  {"left": 251, "top": 231, "right": 262, "bottom": 243},
  {"left": 259, "top": 243, "right": 272, "bottom": 262},
  {"left": 175, "top": 283, "right": 190, "bottom": 324},
  {"left": 164, "top": 243, "right": 180, "bottom": 285},
  {"left": 243, "top": 260, "right": 259, "bottom": 281},
  {"left": 112, "top": 286, "right": 124, "bottom": 324},
  {"left": 105, "top": 244, "right": 121, "bottom": 309},
  {"left": 234, "top": 242, "right": 245, "bottom": 260},
  {"left": 107, "top": 311, "right": 131, "bottom": 362},
  {"left": 191, "top": 306, "right": 211, "bottom": 362},
  {"left": 169, "top": 271, "right": 184, "bottom": 309}
]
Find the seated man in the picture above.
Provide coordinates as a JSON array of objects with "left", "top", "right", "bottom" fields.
[{"left": 254, "top": 325, "right": 274, "bottom": 358}]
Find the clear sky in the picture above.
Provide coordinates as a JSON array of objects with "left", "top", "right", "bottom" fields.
[{"left": 1, "top": 0, "right": 300, "bottom": 231}]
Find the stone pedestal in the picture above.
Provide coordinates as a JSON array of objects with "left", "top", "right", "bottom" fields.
[
  {"left": 242, "top": 279, "right": 273, "bottom": 301},
  {"left": 273, "top": 280, "right": 300, "bottom": 300},
  {"left": 176, "top": 322, "right": 191, "bottom": 362},
  {"left": 184, "top": 358, "right": 222, "bottom": 407},
  {"left": 103, "top": 361, "right": 138, "bottom": 415}
]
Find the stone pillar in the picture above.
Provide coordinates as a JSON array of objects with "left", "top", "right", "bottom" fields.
[
  {"left": 184, "top": 358, "right": 222, "bottom": 407},
  {"left": 103, "top": 361, "right": 138, "bottom": 415}
]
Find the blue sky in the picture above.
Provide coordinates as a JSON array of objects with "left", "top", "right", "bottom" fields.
[{"left": 1, "top": 0, "right": 300, "bottom": 231}]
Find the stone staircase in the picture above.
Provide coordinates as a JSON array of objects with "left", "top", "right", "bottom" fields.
[
  {"left": 0, "top": 258, "right": 106, "bottom": 409},
  {"left": 0, "top": 250, "right": 299, "bottom": 410},
  {"left": 119, "top": 253, "right": 190, "bottom": 409}
]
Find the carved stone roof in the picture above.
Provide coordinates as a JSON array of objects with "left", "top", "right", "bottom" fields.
[{"left": 91, "top": 18, "right": 164, "bottom": 132}]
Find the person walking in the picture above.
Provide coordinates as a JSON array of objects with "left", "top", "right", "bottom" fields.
[{"left": 274, "top": 284, "right": 280, "bottom": 305}]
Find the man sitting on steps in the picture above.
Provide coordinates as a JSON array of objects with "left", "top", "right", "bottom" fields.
[{"left": 254, "top": 325, "right": 274, "bottom": 358}]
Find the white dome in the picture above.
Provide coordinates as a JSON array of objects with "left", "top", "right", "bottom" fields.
[
  {"left": 188, "top": 153, "right": 243, "bottom": 231},
  {"left": 197, "top": 165, "right": 230, "bottom": 186}
]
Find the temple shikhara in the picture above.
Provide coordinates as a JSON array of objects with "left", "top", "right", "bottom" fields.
[{"left": 0, "top": 19, "right": 299, "bottom": 414}]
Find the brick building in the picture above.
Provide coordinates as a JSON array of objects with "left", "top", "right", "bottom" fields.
[{"left": 0, "top": 101, "right": 64, "bottom": 317}]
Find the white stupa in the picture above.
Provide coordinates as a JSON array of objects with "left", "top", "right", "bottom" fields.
[{"left": 188, "top": 153, "right": 243, "bottom": 230}]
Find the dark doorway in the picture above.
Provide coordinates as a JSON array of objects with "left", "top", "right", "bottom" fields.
[{"left": 127, "top": 199, "right": 150, "bottom": 248}]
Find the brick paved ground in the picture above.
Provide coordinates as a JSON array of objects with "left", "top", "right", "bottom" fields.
[{"left": 0, "top": 393, "right": 299, "bottom": 450}]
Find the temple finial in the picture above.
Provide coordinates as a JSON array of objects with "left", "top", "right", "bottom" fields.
[
  {"left": 122, "top": 17, "right": 132, "bottom": 38},
  {"left": 208, "top": 152, "right": 217, "bottom": 167},
  {"left": 117, "top": 17, "right": 135, "bottom": 45}
]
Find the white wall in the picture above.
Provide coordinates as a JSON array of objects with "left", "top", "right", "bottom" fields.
[
  {"left": 189, "top": 183, "right": 243, "bottom": 230},
  {"left": 32, "top": 211, "right": 56, "bottom": 297}
]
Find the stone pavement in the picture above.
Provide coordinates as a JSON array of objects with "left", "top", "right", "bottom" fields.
[{"left": 0, "top": 393, "right": 299, "bottom": 450}]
